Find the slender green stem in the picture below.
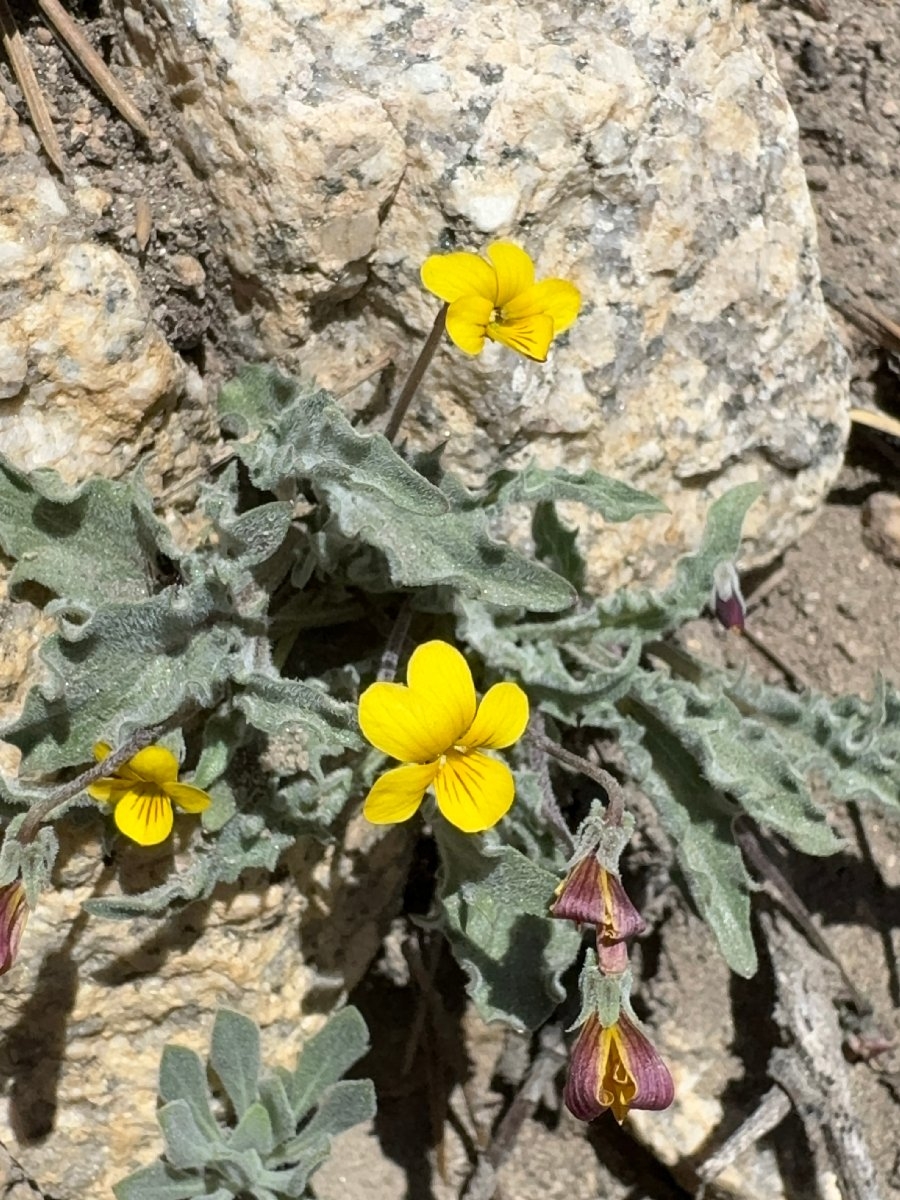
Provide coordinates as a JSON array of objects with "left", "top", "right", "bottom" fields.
[
  {"left": 17, "top": 726, "right": 160, "bottom": 845},
  {"left": 528, "top": 731, "right": 625, "bottom": 826},
  {"left": 383, "top": 305, "right": 447, "bottom": 443}
]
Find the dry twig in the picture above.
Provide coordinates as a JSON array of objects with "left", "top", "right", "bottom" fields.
[
  {"left": 35, "top": 0, "right": 151, "bottom": 138},
  {"left": 0, "top": 0, "right": 64, "bottom": 172}
]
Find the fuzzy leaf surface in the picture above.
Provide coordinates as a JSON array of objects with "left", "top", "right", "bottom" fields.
[
  {"left": 611, "top": 704, "right": 757, "bottom": 976},
  {"left": 0, "top": 457, "right": 168, "bottom": 606},
  {"left": 113, "top": 1162, "right": 207, "bottom": 1200},
  {"left": 595, "top": 483, "right": 762, "bottom": 638},
  {"left": 434, "top": 827, "right": 580, "bottom": 1030},
  {"left": 159, "top": 1046, "right": 221, "bottom": 1142},
  {"left": 210, "top": 1009, "right": 260, "bottom": 1120},
  {"left": 483, "top": 462, "right": 667, "bottom": 522},
  {"left": 4, "top": 582, "right": 240, "bottom": 772},
  {"left": 219, "top": 366, "right": 574, "bottom": 611},
  {"left": 724, "top": 671, "right": 900, "bottom": 815},
  {"left": 276, "top": 1080, "right": 376, "bottom": 1165},
  {"left": 629, "top": 671, "right": 840, "bottom": 855},
  {"left": 83, "top": 813, "right": 292, "bottom": 918},
  {"left": 288, "top": 1006, "right": 371, "bottom": 1119},
  {"left": 157, "top": 1102, "right": 215, "bottom": 1170}
]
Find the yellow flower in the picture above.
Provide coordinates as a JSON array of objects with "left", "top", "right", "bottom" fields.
[
  {"left": 565, "top": 1012, "right": 674, "bottom": 1123},
  {"left": 358, "top": 640, "right": 529, "bottom": 833},
  {"left": 87, "top": 742, "right": 211, "bottom": 847},
  {"left": 420, "top": 242, "right": 581, "bottom": 362}
]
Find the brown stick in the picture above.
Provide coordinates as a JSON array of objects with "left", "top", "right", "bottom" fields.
[
  {"left": 0, "top": 0, "right": 65, "bottom": 173},
  {"left": 383, "top": 305, "right": 447, "bottom": 443},
  {"left": 35, "top": 0, "right": 152, "bottom": 139}
]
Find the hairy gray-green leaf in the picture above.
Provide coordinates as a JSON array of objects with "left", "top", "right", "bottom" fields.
[
  {"left": 235, "top": 671, "right": 362, "bottom": 775},
  {"left": 157, "top": 1102, "right": 216, "bottom": 1170},
  {"left": 456, "top": 597, "right": 642, "bottom": 725},
  {"left": 531, "top": 501, "right": 587, "bottom": 592},
  {"left": 434, "top": 827, "right": 580, "bottom": 1030},
  {"left": 723, "top": 671, "right": 900, "bottom": 816},
  {"left": 4, "top": 582, "right": 239, "bottom": 772},
  {"left": 210, "top": 1009, "right": 260, "bottom": 1119},
  {"left": 83, "top": 814, "right": 292, "bottom": 918},
  {"left": 629, "top": 671, "right": 839, "bottom": 855},
  {"left": 159, "top": 1046, "right": 221, "bottom": 1143},
  {"left": 287, "top": 1005, "right": 371, "bottom": 1119},
  {"left": 595, "top": 483, "right": 762, "bottom": 637},
  {"left": 113, "top": 1161, "right": 207, "bottom": 1200},
  {"left": 229, "top": 1102, "right": 275, "bottom": 1156},
  {"left": 611, "top": 704, "right": 757, "bottom": 976},
  {"left": 219, "top": 367, "right": 447, "bottom": 514},
  {"left": 276, "top": 1080, "right": 376, "bottom": 1165},
  {"left": 0, "top": 456, "right": 169, "bottom": 607},
  {"left": 257, "top": 1075, "right": 295, "bottom": 1146},
  {"left": 220, "top": 366, "right": 574, "bottom": 611},
  {"left": 483, "top": 461, "right": 667, "bottom": 522}
]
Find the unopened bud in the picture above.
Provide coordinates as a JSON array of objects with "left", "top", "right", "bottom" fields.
[{"left": 712, "top": 562, "right": 746, "bottom": 632}]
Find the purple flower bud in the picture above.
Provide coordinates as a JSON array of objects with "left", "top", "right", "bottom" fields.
[
  {"left": 0, "top": 882, "right": 28, "bottom": 976},
  {"left": 550, "top": 855, "right": 646, "bottom": 943},
  {"left": 712, "top": 562, "right": 746, "bottom": 632},
  {"left": 564, "top": 1011, "right": 674, "bottom": 1123}
]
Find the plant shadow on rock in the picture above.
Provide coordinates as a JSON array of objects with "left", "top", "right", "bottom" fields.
[
  {"left": 0, "top": 910, "right": 88, "bottom": 1143},
  {"left": 345, "top": 832, "right": 471, "bottom": 1200}
]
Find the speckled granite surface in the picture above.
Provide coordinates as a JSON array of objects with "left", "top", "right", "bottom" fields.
[{"left": 122, "top": 0, "right": 849, "bottom": 588}]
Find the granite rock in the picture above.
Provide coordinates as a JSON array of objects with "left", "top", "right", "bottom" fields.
[
  {"left": 0, "top": 817, "right": 411, "bottom": 1198},
  {"left": 121, "top": 0, "right": 849, "bottom": 588},
  {"left": 0, "top": 94, "right": 185, "bottom": 482}
]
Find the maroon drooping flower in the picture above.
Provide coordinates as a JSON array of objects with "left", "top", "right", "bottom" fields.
[
  {"left": 564, "top": 1011, "right": 674, "bottom": 1123},
  {"left": 0, "top": 881, "right": 28, "bottom": 976},
  {"left": 551, "top": 855, "right": 645, "bottom": 941}
]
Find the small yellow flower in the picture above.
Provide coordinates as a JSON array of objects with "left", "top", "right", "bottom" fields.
[
  {"left": 87, "top": 742, "right": 211, "bottom": 847},
  {"left": 420, "top": 242, "right": 581, "bottom": 362},
  {"left": 358, "top": 640, "right": 529, "bottom": 833}
]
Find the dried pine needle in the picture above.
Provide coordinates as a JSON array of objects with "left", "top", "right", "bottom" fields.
[{"left": 0, "top": 0, "right": 65, "bottom": 172}]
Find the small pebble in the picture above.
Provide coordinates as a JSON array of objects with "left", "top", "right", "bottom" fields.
[
  {"left": 861, "top": 492, "right": 900, "bottom": 566},
  {"left": 73, "top": 186, "right": 113, "bottom": 218},
  {"left": 805, "top": 164, "right": 830, "bottom": 191},
  {"left": 169, "top": 253, "right": 206, "bottom": 290}
]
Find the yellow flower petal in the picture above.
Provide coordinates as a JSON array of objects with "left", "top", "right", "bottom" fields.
[
  {"left": 434, "top": 751, "right": 515, "bottom": 832},
  {"left": 113, "top": 787, "right": 174, "bottom": 846},
  {"left": 405, "top": 641, "right": 477, "bottom": 748},
  {"left": 445, "top": 295, "right": 493, "bottom": 355},
  {"left": 93, "top": 742, "right": 112, "bottom": 762},
  {"left": 487, "top": 314, "right": 555, "bottom": 362},
  {"left": 359, "top": 683, "right": 452, "bottom": 762},
  {"left": 487, "top": 243, "right": 535, "bottom": 308},
  {"left": 166, "top": 782, "right": 212, "bottom": 814},
  {"left": 363, "top": 762, "right": 438, "bottom": 824},
  {"left": 462, "top": 682, "right": 529, "bottom": 750},
  {"left": 421, "top": 252, "right": 497, "bottom": 304},
  {"left": 125, "top": 745, "right": 180, "bottom": 785},
  {"left": 503, "top": 278, "right": 582, "bottom": 334},
  {"left": 87, "top": 778, "right": 132, "bottom": 804}
]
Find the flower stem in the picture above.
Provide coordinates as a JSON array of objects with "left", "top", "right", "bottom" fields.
[
  {"left": 17, "top": 727, "right": 160, "bottom": 845},
  {"left": 528, "top": 731, "right": 626, "bottom": 826},
  {"left": 383, "top": 304, "right": 447, "bottom": 444}
]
